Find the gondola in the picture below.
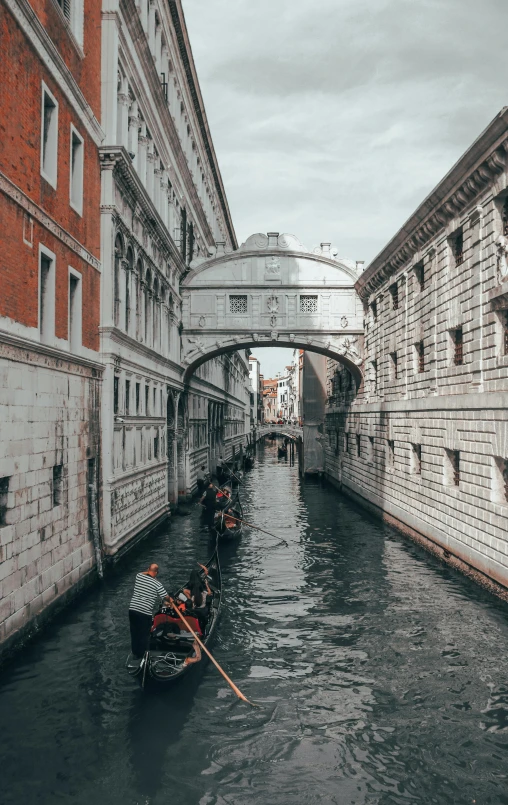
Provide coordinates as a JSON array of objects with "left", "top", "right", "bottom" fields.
[
  {"left": 215, "top": 481, "right": 237, "bottom": 510},
  {"left": 126, "top": 547, "right": 222, "bottom": 688},
  {"left": 214, "top": 501, "right": 243, "bottom": 540}
]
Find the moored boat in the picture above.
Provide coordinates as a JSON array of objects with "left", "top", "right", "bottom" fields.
[{"left": 126, "top": 548, "right": 222, "bottom": 688}]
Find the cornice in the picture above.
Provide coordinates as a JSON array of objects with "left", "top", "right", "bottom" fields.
[
  {"left": 167, "top": 0, "right": 237, "bottom": 250},
  {"left": 356, "top": 108, "right": 508, "bottom": 302},
  {"left": 117, "top": 0, "right": 219, "bottom": 249},
  {"left": 0, "top": 171, "right": 101, "bottom": 271},
  {"left": 100, "top": 324, "right": 184, "bottom": 375},
  {"left": 100, "top": 146, "right": 185, "bottom": 272},
  {"left": 4, "top": 0, "right": 104, "bottom": 144},
  {"left": 0, "top": 329, "right": 103, "bottom": 376}
]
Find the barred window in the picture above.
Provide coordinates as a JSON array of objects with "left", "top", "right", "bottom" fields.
[
  {"left": 503, "top": 311, "right": 508, "bottom": 356},
  {"left": 452, "top": 328, "right": 463, "bottom": 366},
  {"left": 414, "top": 260, "right": 424, "bottom": 292},
  {"left": 300, "top": 295, "right": 318, "bottom": 313},
  {"left": 389, "top": 282, "right": 399, "bottom": 310},
  {"left": 391, "top": 352, "right": 398, "bottom": 380},
  {"left": 387, "top": 439, "right": 395, "bottom": 469},
  {"left": 412, "top": 443, "right": 422, "bottom": 475},
  {"left": 229, "top": 295, "right": 247, "bottom": 314},
  {"left": 453, "top": 229, "right": 464, "bottom": 267},
  {"left": 356, "top": 433, "right": 361, "bottom": 457},
  {"left": 416, "top": 341, "right": 425, "bottom": 373},
  {"left": 56, "top": 0, "right": 71, "bottom": 21}
]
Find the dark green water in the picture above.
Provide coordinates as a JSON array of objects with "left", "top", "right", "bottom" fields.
[{"left": 1, "top": 441, "right": 508, "bottom": 805}]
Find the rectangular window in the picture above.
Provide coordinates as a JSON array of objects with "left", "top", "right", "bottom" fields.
[
  {"left": 52, "top": 464, "right": 63, "bottom": 506},
  {"left": 389, "top": 282, "right": 399, "bottom": 310},
  {"left": 445, "top": 449, "right": 460, "bottom": 487},
  {"left": 145, "top": 385, "right": 149, "bottom": 415},
  {"left": 391, "top": 352, "right": 398, "bottom": 380},
  {"left": 370, "top": 300, "right": 377, "bottom": 323},
  {"left": 452, "top": 327, "right": 463, "bottom": 366},
  {"left": 345, "top": 432, "right": 350, "bottom": 453},
  {"left": 39, "top": 247, "right": 55, "bottom": 344},
  {"left": 0, "top": 476, "right": 10, "bottom": 527},
  {"left": 416, "top": 341, "right": 425, "bottom": 373},
  {"left": 68, "top": 269, "right": 82, "bottom": 352},
  {"left": 125, "top": 379, "right": 130, "bottom": 415},
  {"left": 356, "top": 433, "right": 361, "bottom": 457},
  {"left": 452, "top": 229, "right": 464, "bottom": 267},
  {"left": 153, "top": 387, "right": 156, "bottom": 414},
  {"left": 367, "top": 436, "right": 374, "bottom": 463},
  {"left": 502, "top": 311, "right": 508, "bottom": 357},
  {"left": 41, "top": 84, "right": 58, "bottom": 188},
  {"left": 414, "top": 260, "right": 424, "bottom": 292},
  {"left": 114, "top": 376, "right": 119, "bottom": 414},
  {"left": 300, "top": 295, "right": 318, "bottom": 313},
  {"left": 69, "top": 126, "right": 84, "bottom": 215},
  {"left": 371, "top": 360, "right": 377, "bottom": 393},
  {"left": 136, "top": 382, "right": 140, "bottom": 415},
  {"left": 229, "top": 295, "right": 248, "bottom": 314},
  {"left": 387, "top": 440, "right": 395, "bottom": 470},
  {"left": 412, "top": 443, "right": 422, "bottom": 475},
  {"left": 154, "top": 430, "right": 159, "bottom": 459}
]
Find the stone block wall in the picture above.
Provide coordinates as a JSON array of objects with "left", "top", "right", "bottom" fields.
[
  {"left": 325, "top": 111, "right": 508, "bottom": 591},
  {"left": 0, "top": 343, "right": 101, "bottom": 650}
]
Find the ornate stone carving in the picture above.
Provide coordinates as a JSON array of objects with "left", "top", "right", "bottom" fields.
[
  {"left": 198, "top": 315, "right": 206, "bottom": 327},
  {"left": 267, "top": 295, "right": 279, "bottom": 313},
  {"left": 270, "top": 331, "right": 278, "bottom": 341},
  {"left": 340, "top": 316, "right": 349, "bottom": 328},
  {"left": 336, "top": 337, "right": 362, "bottom": 365},
  {"left": 496, "top": 234, "right": 508, "bottom": 283},
  {"left": 265, "top": 256, "right": 280, "bottom": 275},
  {"left": 270, "top": 315, "right": 277, "bottom": 327},
  {"left": 252, "top": 333, "right": 259, "bottom": 341}
]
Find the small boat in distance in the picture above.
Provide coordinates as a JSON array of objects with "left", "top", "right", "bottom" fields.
[{"left": 126, "top": 547, "right": 222, "bottom": 688}]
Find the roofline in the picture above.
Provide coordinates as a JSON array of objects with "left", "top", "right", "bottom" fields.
[
  {"left": 168, "top": 0, "right": 238, "bottom": 250},
  {"left": 355, "top": 107, "right": 508, "bottom": 301}
]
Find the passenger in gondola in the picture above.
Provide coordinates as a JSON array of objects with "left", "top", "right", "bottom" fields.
[
  {"left": 196, "top": 465, "right": 207, "bottom": 494},
  {"left": 128, "top": 563, "right": 171, "bottom": 658},
  {"left": 182, "top": 568, "right": 211, "bottom": 631},
  {"left": 200, "top": 480, "right": 217, "bottom": 527},
  {"left": 184, "top": 640, "right": 202, "bottom": 665},
  {"left": 224, "top": 508, "right": 237, "bottom": 530}
]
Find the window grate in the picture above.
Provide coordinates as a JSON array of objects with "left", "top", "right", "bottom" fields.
[
  {"left": 229, "top": 295, "right": 247, "bottom": 314},
  {"left": 392, "top": 352, "right": 398, "bottom": 380},
  {"left": 453, "top": 328, "right": 463, "bottom": 366},
  {"left": 300, "top": 295, "right": 318, "bottom": 313},
  {"left": 417, "top": 341, "right": 425, "bottom": 373},
  {"left": 452, "top": 450, "right": 460, "bottom": 486},
  {"left": 53, "top": 464, "right": 63, "bottom": 506},
  {"left": 356, "top": 433, "right": 361, "bottom": 457},
  {"left": 453, "top": 230, "right": 464, "bottom": 266},
  {"left": 114, "top": 376, "right": 119, "bottom": 414},
  {"left": 414, "top": 444, "right": 422, "bottom": 475},
  {"left": 390, "top": 283, "right": 399, "bottom": 310},
  {"left": 414, "top": 260, "right": 424, "bottom": 292}
]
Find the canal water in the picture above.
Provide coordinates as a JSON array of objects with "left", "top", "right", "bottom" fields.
[{"left": 1, "top": 441, "right": 508, "bottom": 805}]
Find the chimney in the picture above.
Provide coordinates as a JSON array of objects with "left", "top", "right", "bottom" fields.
[
  {"left": 215, "top": 241, "right": 226, "bottom": 256},
  {"left": 320, "top": 242, "right": 331, "bottom": 256},
  {"left": 267, "top": 232, "right": 279, "bottom": 248},
  {"left": 356, "top": 261, "right": 365, "bottom": 273}
]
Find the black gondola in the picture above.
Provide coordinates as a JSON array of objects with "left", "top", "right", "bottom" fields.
[
  {"left": 216, "top": 481, "right": 237, "bottom": 510},
  {"left": 214, "top": 501, "right": 243, "bottom": 540},
  {"left": 126, "top": 548, "right": 222, "bottom": 688}
]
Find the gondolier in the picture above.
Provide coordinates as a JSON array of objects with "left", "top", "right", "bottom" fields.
[{"left": 129, "top": 564, "right": 171, "bottom": 658}]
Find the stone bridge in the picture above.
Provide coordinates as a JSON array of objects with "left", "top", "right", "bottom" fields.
[
  {"left": 254, "top": 424, "right": 303, "bottom": 442},
  {"left": 181, "top": 232, "right": 365, "bottom": 385}
]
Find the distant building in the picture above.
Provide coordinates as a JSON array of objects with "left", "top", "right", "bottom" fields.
[
  {"left": 262, "top": 378, "right": 278, "bottom": 422},
  {"left": 248, "top": 355, "right": 262, "bottom": 424}
]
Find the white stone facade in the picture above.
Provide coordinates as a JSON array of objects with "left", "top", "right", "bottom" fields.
[
  {"left": 325, "top": 109, "right": 508, "bottom": 590},
  {"left": 99, "top": 0, "right": 247, "bottom": 556}
]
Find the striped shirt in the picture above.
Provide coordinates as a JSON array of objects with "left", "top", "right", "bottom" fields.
[{"left": 129, "top": 573, "right": 168, "bottom": 616}]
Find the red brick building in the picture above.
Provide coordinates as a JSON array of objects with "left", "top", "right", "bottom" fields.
[{"left": 0, "top": 0, "right": 104, "bottom": 654}]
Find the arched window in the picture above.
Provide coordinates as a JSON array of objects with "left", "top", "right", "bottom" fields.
[{"left": 114, "top": 234, "right": 123, "bottom": 326}]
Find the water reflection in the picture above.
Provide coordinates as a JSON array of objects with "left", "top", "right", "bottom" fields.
[{"left": 1, "top": 441, "right": 508, "bottom": 805}]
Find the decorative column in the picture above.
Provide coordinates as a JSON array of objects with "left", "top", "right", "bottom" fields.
[
  {"left": 101, "top": 14, "right": 119, "bottom": 143},
  {"left": 148, "top": 0, "right": 156, "bottom": 54},
  {"left": 116, "top": 83, "right": 130, "bottom": 150},
  {"left": 139, "top": 279, "right": 146, "bottom": 343},
  {"left": 154, "top": 165, "right": 162, "bottom": 214},
  {"left": 154, "top": 19, "right": 162, "bottom": 72}
]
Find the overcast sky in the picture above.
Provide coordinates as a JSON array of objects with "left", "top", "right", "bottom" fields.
[{"left": 182, "top": 0, "right": 507, "bottom": 377}]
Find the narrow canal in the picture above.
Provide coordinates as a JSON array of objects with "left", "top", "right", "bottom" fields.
[{"left": 1, "top": 441, "right": 508, "bottom": 805}]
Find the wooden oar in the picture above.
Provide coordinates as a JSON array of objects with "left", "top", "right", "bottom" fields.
[
  {"left": 199, "top": 484, "right": 288, "bottom": 547},
  {"left": 168, "top": 600, "right": 257, "bottom": 707},
  {"left": 219, "top": 512, "right": 289, "bottom": 549}
]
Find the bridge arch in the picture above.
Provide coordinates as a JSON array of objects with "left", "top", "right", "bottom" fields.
[{"left": 180, "top": 232, "right": 364, "bottom": 385}]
